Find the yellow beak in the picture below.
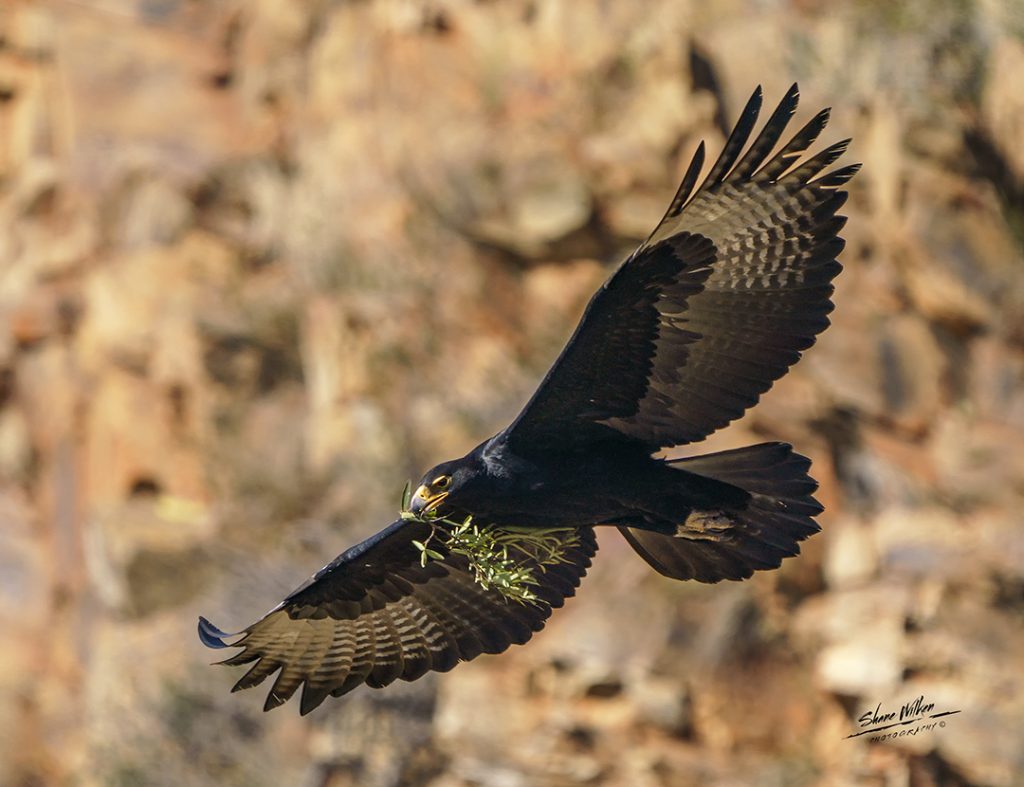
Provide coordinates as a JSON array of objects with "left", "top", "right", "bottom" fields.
[{"left": 409, "top": 485, "right": 449, "bottom": 515}]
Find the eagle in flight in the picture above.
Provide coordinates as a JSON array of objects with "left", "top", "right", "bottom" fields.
[{"left": 200, "top": 84, "right": 858, "bottom": 714}]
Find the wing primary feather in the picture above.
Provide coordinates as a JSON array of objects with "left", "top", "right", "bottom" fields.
[
  {"left": 812, "top": 162, "right": 862, "bottom": 189},
  {"left": 783, "top": 138, "right": 852, "bottom": 184},
  {"left": 729, "top": 82, "right": 800, "bottom": 182},
  {"left": 703, "top": 85, "right": 763, "bottom": 187},
  {"left": 233, "top": 659, "right": 282, "bottom": 693},
  {"left": 404, "top": 596, "right": 462, "bottom": 672},
  {"left": 667, "top": 141, "right": 706, "bottom": 217},
  {"left": 262, "top": 623, "right": 318, "bottom": 711},
  {"left": 198, "top": 616, "right": 242, "bottom": 649},
  {"left": 216, "top": 649, "right": 259, "bottom": 667},
  {"left": 416, "top": 585, "right": 485, "bottom": 661},
  {"left": 642, "top": 141, "right": 706, "bottom": 248},
  {"left": 388, "top": 603, "right": 433, "bottom": 682},
  {"left": 281, "top": 622, "right": 334, "bottom": 712},
  {"left": 297, "top": 626, "right": 356, "bottom": 713},
  {"left": 300, "top": 682, "right": 332, "bottom": 716},
  {"left": 366, "top": 612, "right": 405, "bottom": 688},
  {"left": 755, "top": 107, "right": 831, "bottom": 182},
  {"left": 333, "top": 617, "right": 376, "bottom": 696}
]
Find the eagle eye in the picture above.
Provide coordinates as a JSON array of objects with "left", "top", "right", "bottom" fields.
[{"left": 432, "top": 475, "right": 451, "bottom": 489}]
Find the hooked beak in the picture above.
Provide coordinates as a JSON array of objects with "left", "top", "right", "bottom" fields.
[{"left": 409, "top": 485, "right": 449, "bottom": 516}]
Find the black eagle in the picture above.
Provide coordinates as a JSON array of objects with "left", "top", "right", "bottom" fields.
[{"left": 199, "top": 84, "right": 859, "bottom": 714}]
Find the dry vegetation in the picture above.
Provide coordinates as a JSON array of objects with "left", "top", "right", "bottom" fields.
[{"left": 1, "top": 0, "right": 1023, "bottom": 785}]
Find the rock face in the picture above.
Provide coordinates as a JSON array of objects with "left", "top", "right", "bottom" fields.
[{"left": 1, "top": 1, "right": 1022, "bottom": 785}]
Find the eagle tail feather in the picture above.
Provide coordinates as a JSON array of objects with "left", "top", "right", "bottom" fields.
[{"left": 618, "top": 443, "right": 822, "bottom": 583}]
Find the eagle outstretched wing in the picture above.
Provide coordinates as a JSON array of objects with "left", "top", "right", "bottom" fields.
[
  {"left": 504, "top": 84, "right": 859, "bottom": 455},
  {"left": 199, "top": 520, "right": 597, "bottom": 714}
]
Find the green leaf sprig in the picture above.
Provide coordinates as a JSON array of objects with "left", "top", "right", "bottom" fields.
[{"left": 400, "top": 482, "right": 580, "bottom": 604}]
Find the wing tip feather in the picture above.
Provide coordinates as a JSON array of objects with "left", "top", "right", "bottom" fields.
[
  {"left": 814, "top": 162, "right": 862, "bottom": 189},
  {"left": 198, "top": 616, "right": 239, "bottom": 649}
]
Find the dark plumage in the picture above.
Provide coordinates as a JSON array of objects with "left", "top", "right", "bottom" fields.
[{"left": 200, "top": 84, "right": 859, "bottom": 714}]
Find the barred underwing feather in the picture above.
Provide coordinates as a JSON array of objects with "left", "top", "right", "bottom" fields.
[
  {"left": 200, "top": 522, "right": 597, "bottom": 714},
  {"left": 505, "top": 85, "right": 857, "bottom": 453}
]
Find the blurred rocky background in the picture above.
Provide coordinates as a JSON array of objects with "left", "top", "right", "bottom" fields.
[{"left": 1, "top": 0, "right": 1023, "bottom": 785}]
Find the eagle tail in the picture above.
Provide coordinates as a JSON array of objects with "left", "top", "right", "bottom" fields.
[{"left": 619, "top": 443, "right": 822, "bottom": 583}]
